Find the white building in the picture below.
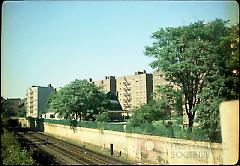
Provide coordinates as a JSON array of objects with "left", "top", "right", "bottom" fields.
[
  {"left": 26, "top": 84, "right": 55, "bottom": 118},
  {"left": 41, "top": 111, "right": 62, "bottom": 120}
]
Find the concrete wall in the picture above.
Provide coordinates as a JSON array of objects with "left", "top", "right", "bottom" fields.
[
  {"left": 41, "top": 123, "right": 222, "bottom": 165},
  {"left": 220, "top": 100, "right": 239, "bottom": 165},
  {"left": 19, "top": 99, "right": 239, "bottom": 164}
]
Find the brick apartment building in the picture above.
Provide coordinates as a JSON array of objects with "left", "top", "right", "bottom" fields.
[{"left": 116, "top": 70, "right": 153, "bottom": 111}]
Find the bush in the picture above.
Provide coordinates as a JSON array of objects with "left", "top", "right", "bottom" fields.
[
  {"left": 96, "top": 111, "right": 109, "bottom": 122},
  {"left": 1, "top": 129, "right": 35, "bottom": 165},
  {"left": 126, "top": 120, "right": 211, "bottom": 142},
  {"left": 153, "top": 121, "right": 174, "bottom": 137},
  {"left": 128, "top": 101, "right": 170, "bottom": 127}
]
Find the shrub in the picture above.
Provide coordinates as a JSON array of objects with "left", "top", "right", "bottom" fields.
[
  {"left": 1, "top": 129, "right": 35, "bottom": 165},
  {"left": 96, "top": 111, "right": 109, "bottom": 122}
]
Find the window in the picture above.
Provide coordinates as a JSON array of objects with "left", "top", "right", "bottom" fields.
[{"left": 50, "top": 114, "right": 55, "bottom": 118}]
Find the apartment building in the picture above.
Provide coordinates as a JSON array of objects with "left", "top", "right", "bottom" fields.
[
  {"left": 90, "top": 76, "right": 116, "bottom": 95},
  {"left": 153, "top": 70, "right": 167, "bottom": 92},
  {"left": 26, "top": 84, "right": 55, "bottom": 118},
  {"left": 116, "top": 70, "right": 153, "bottom": 111}
]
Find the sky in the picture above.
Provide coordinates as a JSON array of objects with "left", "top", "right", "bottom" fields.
[{"left": 1, "top": 1, "right": 239, "bottom": 99}]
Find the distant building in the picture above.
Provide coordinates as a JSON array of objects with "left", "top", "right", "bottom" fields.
[
  {"left": 41, "top": 111, "right": 61, "bottom": 120},
  {"left": 152, "top": 70, "right": 167, "bottom": 93},
  {"left": 26, "top": 84, "right": 55, "bottom": 118},
  {"left": 6, "top": 98, "right": 21, "bottom": 117},
  {"left": 116, "top": 70, "right": 153, "bottom": 111},
  {"left": 90, "top": 76, "right": 116, "bottom": 95}
]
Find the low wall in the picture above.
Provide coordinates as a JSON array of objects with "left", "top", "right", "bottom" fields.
[{"left": 42, "top": 122, "right": 222, "bottom": 165}]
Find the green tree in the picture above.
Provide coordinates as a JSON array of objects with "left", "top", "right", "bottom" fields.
[
  {"left": 96, "top": 111, "right": 109, "bottom": 122},
  {"left": 129, "top": 100, "right": 170, "bottom": 127},
  {"left": 1, "top": 97, "right": 8, "bottom": 118},
  {"left": 16, "top": 106, "right": 27, "bottom": 117},
  {"left": 48, "top": 79, "right": 111, "bottom": 120},
  {"left": 196, "top": 23, "right": 239, "bottom": 142},
  {"left": 145, "top": 19, "right": 237, "bottom": 132}
]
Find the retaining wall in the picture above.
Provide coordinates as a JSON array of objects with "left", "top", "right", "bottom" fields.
[{"left": 41, "top": 122, "right": 222, "bottom": 165}]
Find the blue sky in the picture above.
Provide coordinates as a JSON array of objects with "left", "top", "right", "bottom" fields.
[{"left": 1, "top": 1, "right": 239, "bottom": 99}]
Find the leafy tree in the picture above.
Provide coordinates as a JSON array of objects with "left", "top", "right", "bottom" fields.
[
  {"left": 196, "top": 23, "right": 239, "bottom": 142},
  {"left": 48, "top": 79, "right": 111, "bottom": 120},
  {"left": 17, "top": 106, "right": 27, "bottom": 117},
  {"left": 145, "top": 19, "right": 237, "bottom": 132},
  {"left": 129, "top": 100, "right": 170, "bottom": 127},
  {"left": 1, "top": 97, "right": 9, "bottom": 134},
  {"left": 1, "top": 97, "right": 8, "bottom": 118},
  {"left": 96, "top": 111, "right": 109, "bottom": 122}
]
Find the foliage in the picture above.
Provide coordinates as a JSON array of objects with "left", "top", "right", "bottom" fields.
[
  {"left": 48, "top": 79, "right": 111, "bottom": 120},
  {"left": 1, "top": 97, "right": 9, "bottom": 134},
  {"left": 96, "top": 111, "right": 109, "bottom": 122},
  {"left": 195, "top": 23, "right": 239, "bottom": 142},
  {"left": 126, "top": 120, "right": 210, "bottom": 142},
  {"left": 1, "top": 129, "right": 35, "bottom": 165},
  {"left": 17, "top": 106, "right": 27, "bottom": 117},
  {"left": 40, "top": 117, "right": 211, "bottom": 142},
  {"left": 128, "top": 100, "right": 171, "bottom": 127},
  {"left": 145, "top": 19, "right": 238, "bottom": 134},
  {"left": 1, "top": 97, "right": 8, "bottom": 118}
]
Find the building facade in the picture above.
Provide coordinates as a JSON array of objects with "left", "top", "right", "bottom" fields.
[
  {"left": 116, "top": 70, "right": 153, "bottom": 111},
  {"left": 152, "top": 70, "right": 167, "bottom": 92},
  {"left": 26, "top": 84, "right": 55, "bottom": 118},
  {"left": 90, "top": 76, "right": 116, "bottom": 95}
]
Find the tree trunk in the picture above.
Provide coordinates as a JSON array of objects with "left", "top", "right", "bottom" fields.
[{"left": 188, "top": 114, "right": 194, "bottom": 133}]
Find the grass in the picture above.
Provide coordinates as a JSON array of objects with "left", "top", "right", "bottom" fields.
[{"left": 1, "top": 129, "right": 35, "bottom": 165}]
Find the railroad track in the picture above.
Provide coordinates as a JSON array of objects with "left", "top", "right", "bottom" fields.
[
  {"left": 19, "top": 131, "right": 128, "bottom": 165},
  {"left": 16, "top": 131, "right": 62, "bottom": 165}
]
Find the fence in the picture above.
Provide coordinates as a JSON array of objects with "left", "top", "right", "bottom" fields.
[{"left": 27, "top": 117, "right": 125, "bottom": 132}]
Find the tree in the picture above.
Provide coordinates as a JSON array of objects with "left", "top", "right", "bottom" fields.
[
  {"left": 96, "top": 111, "right": 109, "bottom": 122},
  {"left": 17, "top": 106, "right": 26, "bottom": 117},
  {"left": 1, "top": 97, "right": 8, "bottom": 118},
  {"left": 48, "top": 79, "right": 111, "bottom": 120},
  {"left": 196, "top": 23, "right": 239, "bottom": 142},
  {"left": 129, "top": 100, "right": 170, "bottom": 127},
  {"left": 145, "top": 19, "right": 237, "bottom": 132}
]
